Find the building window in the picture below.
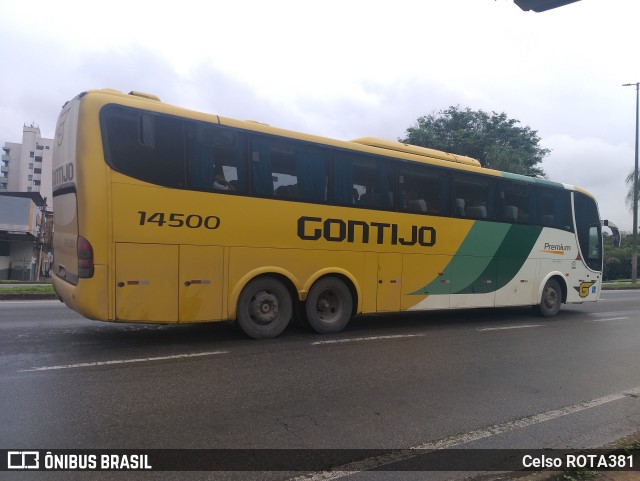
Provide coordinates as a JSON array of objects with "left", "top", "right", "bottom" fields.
[
  {"left": 34, "top": 180, "right": 41, "bottom": 186},
  {"left": 29, "top": 163, "right": 33, "bottom": 169},
  {"left": 28, "top": 175, "right": 33, "bottom": 181},
  {"left": 35, "top": 156, "right": 43, "bottom": 162},
  {"left": 34, "top": 168, "right": 42, "bottom": 174},
  {"left": 30, "top": 151, "right": 34, "bottom": 158},
  {"left": 36, "top": 144, "right": 44, "bottom": 150}
]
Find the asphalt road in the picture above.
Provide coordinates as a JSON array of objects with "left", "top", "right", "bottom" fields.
[{"left": 1, "top": 292, "right": 639, "bottom": 480}]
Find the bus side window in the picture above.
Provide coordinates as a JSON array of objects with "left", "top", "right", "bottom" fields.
[
  {"left": 453, "top": 174, "right": 497, "bottom": 220},
  {"left": 540, "top": 188, "right": 572, "bottom": 231},
  {"left": 187, "top": 124, "right": 246, "bottom": 194},
  {"left": 399, "top": 163, "right": 449, "bottom": 216},
  {"left": 334, "top": 154, "right": 394, "bottom": 209},
  {"left": 500, "top": 181, "right": 537, "bottom": 224},
  {"left": 101, "top": 106, "right": 186, "bottom": 189}
]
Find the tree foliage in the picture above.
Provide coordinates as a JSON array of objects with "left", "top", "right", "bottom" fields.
[
  {"left": 400, "top": 106, "right": 550, "bottom": 177},
  {"left": 624, "top": 169, "right": 639, "bottom": 213},
  {"left": 604, "top": 232, "right": 635, "bottom": 281}
]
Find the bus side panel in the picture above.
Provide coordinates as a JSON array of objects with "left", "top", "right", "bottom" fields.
[
  {"left": 494, "top": 257, "right": 539, "bottom": 307},
  {"left": 449, "top": 255, "right": 498, "bottom": 309},
  {"left": 402, "top": 254, "right": 451, "bottom": 310},
  {"left": 115, "top": 243, "right": 178, "bottom": 322}
]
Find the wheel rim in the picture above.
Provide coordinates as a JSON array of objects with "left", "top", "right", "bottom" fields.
[
  {"left": 315, "top": 289, "right": 343, "bottom": 323},
  {"left": 248, "top": 290, "right": 279, "bottom": 325}
]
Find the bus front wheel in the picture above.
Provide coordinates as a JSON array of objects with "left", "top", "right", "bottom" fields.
[
  {"left": 536, "top": 278, "right": 562, "bottom": 317},
  {"left": 237, "top": 277, "right": 292, "bottom": 339},
  {"left": 306, "top": 277, "right": 353, "bottom": 334}
]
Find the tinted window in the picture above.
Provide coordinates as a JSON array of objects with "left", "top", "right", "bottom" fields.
[
  {"left": 574, "top": 192, "right": 602, "bottom": 271},
  {"left": 539, "top": 188, "right": 572, "bottom": 231},
  {"left": 399, "top": 163, "right": 450, "bottom": 216},
  {"left": 250, "top": 136, "right": 328, "bottom": 202},
  {"left": 187, "top": 124, "right": 247, "bottom": 194},
  {"left": 332, "top": 153, "right": 395, "bottom": 209},
  {"left": 500, "top": 181, "right": 537, "bottom": 224},
  {"left": 101, "top": 105, "right": 186, "bottom": 189},
  {"left": 453, "top": 174, "right": 497, "bottom": 220}
]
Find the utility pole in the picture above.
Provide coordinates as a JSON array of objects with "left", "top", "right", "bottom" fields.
[{"left": 623, "top": 82, "right": 639, "bottom": 284}]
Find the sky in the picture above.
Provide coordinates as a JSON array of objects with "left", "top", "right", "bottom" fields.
[{"left": 1, "top": 0, "right": 639, "bottom": 231}]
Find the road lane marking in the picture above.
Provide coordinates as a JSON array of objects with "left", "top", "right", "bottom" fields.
[
  {"left": 0, "top": 300, "right": 61, "bottom": 306},
  {"left": 19, "top": 350, "right": 229, "bottom": 372},
  {"left": 477, "top": 324, "right": 542, "bottom": 332},
  {"left": 587, "top": 317, "right": 630, "bottom": 323},
  {"left": 311, "top": 334, "right": 425, "bottom": 345},
  {"left": 287, "top": 385, "right": 640, "bottom": 481}
]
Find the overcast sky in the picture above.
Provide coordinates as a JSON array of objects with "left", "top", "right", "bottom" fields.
[{"left": 1, "top": 0, "right": 639, "bottom": 230}]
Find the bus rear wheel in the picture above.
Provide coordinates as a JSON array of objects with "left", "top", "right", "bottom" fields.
[
  {"left": 306, "top": 277, "right": 353, "bottom": 334},
  {"left": 237, "top": 277, "right": 292, "bottom": 339},
  {"left": 536, "top": 278, "right": 562, "bottom": 317}
]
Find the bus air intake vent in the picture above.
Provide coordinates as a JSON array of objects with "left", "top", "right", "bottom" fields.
[{"left": 351, "top": 137, "right": 481, "bottom": 167}]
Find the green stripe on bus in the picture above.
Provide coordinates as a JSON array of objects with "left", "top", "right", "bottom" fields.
[{"left": 409, "top": 222, "right": 542, "bottom": 296}]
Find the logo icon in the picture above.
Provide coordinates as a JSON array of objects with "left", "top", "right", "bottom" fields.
[
  {"left": 7, "top": 451, "right": 39, "bottom": 469},
  {"left": 574, "top": 281, "right": 596, "bottom": 298}
]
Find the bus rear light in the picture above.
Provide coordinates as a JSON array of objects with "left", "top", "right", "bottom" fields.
[{"left": 77, "top": 236, "right": 94, "bottom": 278}]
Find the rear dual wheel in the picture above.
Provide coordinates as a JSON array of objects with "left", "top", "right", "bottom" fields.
[
  {"left": 236, "top": 276, "right": 353, "bottom": 338},
  {"left": 305, "top": 277, "right": 353, "bottom": 334},
  {"left": 237, "top": 277, "right": 292, "bottom": 339}
]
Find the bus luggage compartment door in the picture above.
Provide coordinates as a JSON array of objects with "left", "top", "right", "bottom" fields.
[
  {"left": 179, "top": 245, "right": 224, "bottom": 323},
  {"left": 376, "top": 253, "right": 403, "bottom": 312},
  {"left": 115, "top": 243, "right": 179, "bottom": 322}
]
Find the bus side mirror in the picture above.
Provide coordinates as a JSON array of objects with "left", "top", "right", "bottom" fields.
[{"left": 602, "top": 220, "right": 621, "bottom": 248}]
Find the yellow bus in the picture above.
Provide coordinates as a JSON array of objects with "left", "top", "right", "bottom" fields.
[{"left": 51, "top": 89, "right": 620, "bottom": 339}]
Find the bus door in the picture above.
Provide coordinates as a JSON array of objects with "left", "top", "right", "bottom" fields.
[
  {"left": 376, "top": 253, "right": 402, "bottom": 312},
  {"left": 115, "top": 243, "right": 179, "bottom": 322}
]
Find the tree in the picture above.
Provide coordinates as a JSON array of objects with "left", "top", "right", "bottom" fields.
[
  {"left": 624, "top": 169, "right": 639, "bottom": 214},
  {"left": 400, "top": 106, "right": 550, "bottom": 177}
]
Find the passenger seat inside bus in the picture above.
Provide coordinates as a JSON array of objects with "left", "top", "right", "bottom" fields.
[{"left": 409, "top": 199, "right": 427, "bottom": 212}]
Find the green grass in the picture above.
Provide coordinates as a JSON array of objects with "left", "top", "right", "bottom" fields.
[
  {"left": 602, "top": 281, "right": 640, "bottom": 289},
  {"left": 0, "top": 285, "right": 55, "bottom": 295}
]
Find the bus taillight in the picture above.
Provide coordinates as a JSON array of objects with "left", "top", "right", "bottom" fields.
[{"left": 77, "top": 236, "right": 94, "bottom": 278}]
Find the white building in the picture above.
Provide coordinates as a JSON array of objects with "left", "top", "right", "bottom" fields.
[{"left": 1, "top": 124, "right": 53, "bottom": 211}]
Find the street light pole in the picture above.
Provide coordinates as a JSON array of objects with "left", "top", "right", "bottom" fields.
[{"left": 623, "top": 82, "right": 639, "bottom": 284}]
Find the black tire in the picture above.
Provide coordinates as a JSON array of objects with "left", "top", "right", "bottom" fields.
[
  {"left": 236, "top": 277, "right": 292, "bottom": 339},
  {"left": 536, "top": 278, "right": 562, "bottom": 317},
  {"left": 305, "top": 277, "right": 353, "bottom": 334}
]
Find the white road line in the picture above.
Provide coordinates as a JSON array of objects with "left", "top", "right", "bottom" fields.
[
  {"left": 0, "top": 300, "right": 60, "bottom": 306},
  {"left": 311, "top": 334, "right": 425, "bottom": 345},
  {"left": 477, "top": 324, "right": 542, "bottom": 332},
  {"left": 587, "top": 317, "right": 630, "bottom": 323},
  {"left": 287, "top": 386, "right": 640, "bottom": 481},
  {"left": 19, "top": 351, "right": 229, "bottom": 372}
]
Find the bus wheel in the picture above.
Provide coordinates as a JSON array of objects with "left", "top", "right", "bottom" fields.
[
  {"left": 536, "top": 278, "right": 562, "bottom": 317},
  {"left": 306, "top": 277, "right": 353, "bottom": 334},
  {"left": 237, "top": 277, "right": 292, "bottom": 339}
]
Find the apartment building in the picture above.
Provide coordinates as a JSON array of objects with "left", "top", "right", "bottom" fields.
[
  {"left": 0, "top": 124, "right": 53, "bottom": 280},
  {"left": 1, "top": 124, "right": 53, "bottom": 211}
]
